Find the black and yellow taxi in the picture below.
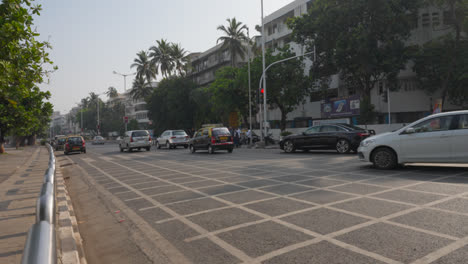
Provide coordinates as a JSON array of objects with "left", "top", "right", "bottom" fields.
[
  {"left": 189, "top": 126, "right": 233, "bottom": 154},
  {"left": 64, "top": 135, "right": 86, "bottom": 155}
]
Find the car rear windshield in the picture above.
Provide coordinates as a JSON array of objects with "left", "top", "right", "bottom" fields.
[
  {"left": 212, "top": 128, "right": 231, "bottom": 136},
  {"left": 68, "top": 137, "right": 82, "bottom": 144},
  {"left": 132, "top": 131, "right": 148, "bottom": 137},
  {"left": 337, "top": 124, "right": 364, "bottom": 131},
  {"left": 173, "top": 131, "right": 187, "bottom": 136}
]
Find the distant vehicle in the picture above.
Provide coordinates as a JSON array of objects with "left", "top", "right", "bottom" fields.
[
  {"left": 358, "top": 111, "right": 468, "bottom": 169},
  {"left": 156, "top": 130, "right": 190, "bottom": 149},
  {"left": 189, "top": 126, "right": 233, "bottom": 154},
  {"left": 280, "top": 124, "right": 372, "bottom": 154},
  {"left": 64, "top": 136, "right": 86, "bottom": 155},
  {"left": 92, "top": 136, "right": 105, "bottom": 145},
  {"left": 119, "top": 130, "right": 151, "bottom": 152},
  {"left": 55, "top": 137, "right": 67, "bottom": 151}
]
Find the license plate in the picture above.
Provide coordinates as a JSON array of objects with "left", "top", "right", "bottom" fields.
[
  {"left": 219, "top": 137, "right": 227, "bottom": 141},
  {"left": 72, "top": 147, "right": 80, "bottom": 150}
]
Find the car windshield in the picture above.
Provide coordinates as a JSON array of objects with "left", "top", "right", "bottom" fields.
[
  {"left": 212, "top": 128, "right": 230, "bottom": 136},
  {"left": 58, "top": 138, "right": 66, "bottom": 144},
  {"left": 132, "top": 131, "right": 148, "bottom": 137},
  {"left": 173, "top": 131, "right": 187, "bottom": 136},
  {"left": 68, "top": 137, "right": 82, "bottom": 144},
  {"left": 337, "top": 124, "right": 364, "bottom": 131},
  {"left": 95, "top": 136, "right": 103, "bottom": 140}
]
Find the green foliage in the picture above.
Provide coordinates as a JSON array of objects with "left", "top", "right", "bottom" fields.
[
  {"left": 146, "top": 77, "right": 197, "bottom": 134},
  {"left": 0, "top": 0, "right": 55, "bottom": 150},
  {"left": 358, "top": 96, "right": 377, "bottom": 125},
  {"left": 217, "top": 18, "right": 248, "bottom": 66},
  {"left": 208, "top": 67, "right": 249, "bottom": 124},
  {"left": 127, "top": 119, "right": 139, "bottom": 131},
  {"left": 288, "top": 0, "right": 420, "bottom": 97},
  {"left": 249, "top": 46, "right": 311, "bottom": 131},
  {"left": 413, "top": 0, "right": 468, "bottom": 108},
  {"left": 130, "top": 76, "right": 152, "bottom": 101}
]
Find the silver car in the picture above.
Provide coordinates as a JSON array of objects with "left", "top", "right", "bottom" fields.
[
  {"left": 156, "top": 130, "right": 189, "bottom": 149},
  {"left": 119, "top": 130, "right": 152, "bottom": 152},
  {"left": 92, "top": 136, "right": 105, "bottom": 145}
]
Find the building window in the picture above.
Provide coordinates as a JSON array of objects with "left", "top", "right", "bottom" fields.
[
  {"left": 268, "top": 26, "right": 273, "bottom": 36},
  {"left": 422, "top": 13, "right": 430, "bottom": 27},
  {"left": 432, "top": 12, "right": 440, "bottom": 27},
  {"left": 272, "top": 24, "right": 277, "bottom": 34},
  {"left": 443, "top": 11, "right": 453, "bottom": 25},
  {"left": 407, "top": 13, "right": 418, "bottom": 29}
]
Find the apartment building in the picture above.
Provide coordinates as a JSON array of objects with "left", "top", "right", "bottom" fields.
[
  {"left": 188, "top": 41, "right": 251, "bottom": 86},
  {"left": 261, "top": 0, "right": 462, "bottom": 128}
]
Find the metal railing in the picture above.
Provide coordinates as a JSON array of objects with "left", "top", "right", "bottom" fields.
[{"left": 21, "top": 144, "right": 57, "bottom": 264}]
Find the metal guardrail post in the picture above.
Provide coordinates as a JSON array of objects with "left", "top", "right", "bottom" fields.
[
  {"left": 22, "top": 143, "right": 57, "bottom": 264},
  {"left": 36, "top": 182, "right": 55, "bottom": 223},
  {"left": 21, "top": 221, "right": 57, "bottom": 264}
]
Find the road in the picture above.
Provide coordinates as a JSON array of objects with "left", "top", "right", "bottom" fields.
[{"left": 59, "top": 143, "right": 468, "bottom": 264}]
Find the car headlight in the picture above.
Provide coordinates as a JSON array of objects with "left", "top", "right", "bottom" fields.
[{"left": 360, "top": 139, "right": 375, "bottom": 147}]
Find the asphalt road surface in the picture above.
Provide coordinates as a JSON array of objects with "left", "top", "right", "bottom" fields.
[{"left": 59, "top": 144, "right": 468, "bottom": 264}]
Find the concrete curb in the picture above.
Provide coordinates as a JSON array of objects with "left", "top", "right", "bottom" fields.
[{"left": 56, "top": 166, "right": 87, "bottom": 264}]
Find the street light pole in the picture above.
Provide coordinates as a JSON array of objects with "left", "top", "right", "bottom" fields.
[
  {"left": 81, "top": 104, "right": 83, "bottom": 136},
  {"left": 113, "top": 71, "right": 136, "bottom": 132},
  {"left": 261, "top": 0, "right": 267, "bottom": 142},
  {"left": 247, "top": 28, "right": 252, "bottom": 145}
]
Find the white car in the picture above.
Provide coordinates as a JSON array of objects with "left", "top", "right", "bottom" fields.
[
  {"left": 119, "top": 130, "right": 152, "bottom": 152},
  {"left": 358, "top": 110, "right": 468, "bottom": 169},
  {"left": 156, "top": 130, "right": 190, "bottom": 149}
]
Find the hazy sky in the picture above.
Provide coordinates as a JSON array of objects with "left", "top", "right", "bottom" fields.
[{"left": 34, "top": 0, "right": 294, "bottom": 114}]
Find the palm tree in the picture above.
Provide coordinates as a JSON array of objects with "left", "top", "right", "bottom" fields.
[
  {"left": 217, "top": 18, "right": 249, "bottom": 67},
  {"left": 131, "top": 51, "right": 157, "bottom": 83},
  {"left": 106, "top": 86, "right": 118, "bottom": 98},
  {"left": 130, "top": 76, "right": 152, "bottom": 101},
  {"left": 149, "top": 39, "right": 174, "bottom": 78},
  {"left": 80, "top": 97, "right": 90, "bottom": 108},
  {"left": 170, "top": 43, "right": 188, "bottom": 76}
]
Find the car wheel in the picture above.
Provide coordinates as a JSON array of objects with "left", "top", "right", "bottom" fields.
[
  {"left": 208, "top": 145, "right": 214, "bottom": 154},
  {"left": 184, "top": 145, "right": 188, "bottom": 149},
  {"left": 119, "top": 145, "right": 123, "bottom": 152},
  {"left": 156, "top": 142, "right": 161, "bottom": 149},
  {"left": 166, "top": 141, "right": 171, "bottom": 149},
  {"left": 336, "top": 139, "right": 351, "bottom": 154},
  {"left": 283, "top": 140, "right": 295, "bottom": 153},
  {"left": 228, "top": 148, "right": 233, "bottom": 153},
  {"left": 138, "top": 148, "right": 141, "bottom": 151},
  {"left": 83, "top": 149, "right": 86, "bottom": 154},
  {"left": 190, "top": 145, "right": 196, "bottom": 153},
  {"left": 128, "top": 145, "right": 132, "bottom": 152},
  {"left": 372, "top": 148, "right": 397, "bottom": 170},
  {"left": 146, "top": 147, "right": 150, "bottom": 151},
  {"left": 64, "top": 151, "right": 68, "bottom": 155}
]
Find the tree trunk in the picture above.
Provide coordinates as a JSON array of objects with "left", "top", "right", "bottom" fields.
[
  {"left": 28, "top": 135, "right": 36, "bottom": 145},
  {"left": 278, "top": 105, "right": 287, "bottom": 132},
  {"left": 0, "top": 134, "right": 5, "bottom": 154}
]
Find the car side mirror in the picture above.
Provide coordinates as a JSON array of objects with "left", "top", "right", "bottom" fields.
[{"left": 405, "top": 127, "right": 415, "bottom": 134}]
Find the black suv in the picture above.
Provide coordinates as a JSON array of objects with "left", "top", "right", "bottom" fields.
[{"left": 189, "top": 127, "right": 233, "bottom": 154}]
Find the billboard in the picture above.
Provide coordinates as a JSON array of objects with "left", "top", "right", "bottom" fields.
[{"left": 321, "top": 95, "right": 360, "bottom": 118}]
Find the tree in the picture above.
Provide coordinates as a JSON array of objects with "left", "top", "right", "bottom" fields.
[
  {"left": 217, "top": 18, "right": 249, "bottom": 67},
  {"left": 131, "top": 50, "right": 157, "bottom": 83},
  {"left": 413, "top": 0, "right": 468, "bottom": 109},
  {"left": 0, "top": 0, "right": 56, "bottom": 153},
  {"left": 170, "top": 43, "right": 188, "bottom": 76},
  {"left": 254, "top": 47, "right": 311, "bottom": 131},
  {"left": 149, "top": 39, "right": 174, "bottom": 78},
  {"left": 288, "top": 0, "right": 420, "bottom": 104},
  {"left": 106, "top": 86, "right": 118, "bottom": 98},
  {"left": 208, "top": 67, "right": 249, "bottom": 124},
  {"left": 146, "top": 77, "right": 197, "bottom": 134},
  {"left": 130, "top": 76, "right": 152, "bottom": 101}
]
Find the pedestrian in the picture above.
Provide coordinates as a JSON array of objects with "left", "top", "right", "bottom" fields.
[
  {"left": 235, "top": 127, "right": 241, "bottom": 148},
  {"left": 246, "top": 129, "right": 252, "bottom": 145}
]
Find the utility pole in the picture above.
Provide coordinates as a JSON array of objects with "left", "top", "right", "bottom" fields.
[
  {"left": 247, "top": 28, "right": 252, "bottom": 145},
  {"left": 260, "top": 0, "right": 267, "bottom": 142}
]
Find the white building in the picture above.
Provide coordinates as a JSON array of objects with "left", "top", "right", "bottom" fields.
[{"left": 261, "top": 0, "right": 462, "bottom": 128}]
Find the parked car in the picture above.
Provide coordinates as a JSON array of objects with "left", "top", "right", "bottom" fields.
[
  {"left": 156, "top": 130, "right": 190, "bottom": 149},
  {"left": 64, "top": 136, "right": 86, "bottom": 155},
  {"left": 358, "top": 110, "right": 468, "bottom": 169},
  {"left": 280, "top": 124, "right": 372, "bottom": 154},
  {"left": 119, "top": 130, "right": 151, "bottom": 152},
  {"left": 55, "top": 136, "right": 67, "bottom": 151},
  {"left": 92, "top": 136, "right": 105, "bottom": 145},
  {"left": 189, "top": 126, "right": 234, "bottom": 154}
]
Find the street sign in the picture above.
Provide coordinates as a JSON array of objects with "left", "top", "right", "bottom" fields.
[{"left": 123, "top": 116, "right": 129, "bottom": 124}]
